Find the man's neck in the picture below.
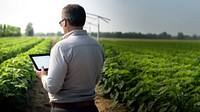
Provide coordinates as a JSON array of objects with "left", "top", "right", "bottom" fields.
[{"left": 65, "top": 26, "right": 83, "bottom": 34}]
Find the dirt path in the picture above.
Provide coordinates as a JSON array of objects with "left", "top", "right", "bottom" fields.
[
  {"left": 26, "top": 79, "right": 127, "bottom": 112},
  {"left": 95, "top": 86, "right": 128, "bottom": 112},
  {"left": 26, "top": 79, "right": 51, "bottom": 112}
]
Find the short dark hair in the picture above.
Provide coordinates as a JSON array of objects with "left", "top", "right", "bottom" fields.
[{"left": 62, "top": 4, "right": 86, "bottom": 27}]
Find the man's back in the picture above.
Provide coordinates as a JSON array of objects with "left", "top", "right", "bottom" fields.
[
  {"left": 45, "top": 30, "right": 105, "bottom": 103},
  {"left": 35, "top": 4, "right": 103, "bottom": 112}
]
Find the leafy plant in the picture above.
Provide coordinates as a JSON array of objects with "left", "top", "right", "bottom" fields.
[
  {"left": 99, "top": 40, "right": 200, "bottom": 112},
  {"left": 0, "top": 38, "right": 52, "bottom": 111}
]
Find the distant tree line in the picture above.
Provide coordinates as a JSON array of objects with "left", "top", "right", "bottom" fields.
[
  {"left": 90, "top": 32, "right": 200, "bottom": 40},
  {"left": 35, "top": 31, "right": 63, "bottom": 37},
  {"left": 0, "top": 24, "right": 21, "bottom": 37},
  {"left": 2, "top": 22, "right": 198, "bottom": 40},
  {"left": 25, "top": 22, "right": 63, "bottom": 37}
]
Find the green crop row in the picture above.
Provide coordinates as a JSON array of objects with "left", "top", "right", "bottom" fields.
[
  {"left": 0, "top": 37, "right": 21, "bottom": 44},
  {"left": 0, "top": 38, "right": 52, "bottom": 111},
  {"left": 0, "top": 38, "right": 43, "bottom": 64},
  {"left": 0, "top": 37, "right": 33, "bottom": 48},
  {"left": 100, "top": 40, "right": 200, "bottom": 112}
]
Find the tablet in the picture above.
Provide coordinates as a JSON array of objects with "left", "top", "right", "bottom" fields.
[{"left": 29, "top": 54, "right": 50, "bottom": 71}]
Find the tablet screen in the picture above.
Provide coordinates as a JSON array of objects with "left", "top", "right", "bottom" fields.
[{"left": 29, "top": 54, "right": 50, "bottom": 71}]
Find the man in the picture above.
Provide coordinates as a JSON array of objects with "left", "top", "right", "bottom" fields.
[{"left": 34, "top": 4, "right": 105, "bottom": 112}]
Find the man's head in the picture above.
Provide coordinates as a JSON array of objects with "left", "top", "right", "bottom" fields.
[{"left": 60, "top": 4, "right": 86, "bottom": 34}]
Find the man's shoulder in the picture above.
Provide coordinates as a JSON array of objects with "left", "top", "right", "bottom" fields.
[
  {"left": 52, "top": 38, "right": 74, "bottom": 51},
  {"left": 53, "top": 35, "right": 102, "bottom": 50}
]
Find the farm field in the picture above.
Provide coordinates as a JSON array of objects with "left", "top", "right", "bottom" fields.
[
  {"left": 0, "top": 37, "right": 127, "bottom": 112},
  {"left": 0, "top": 37, "right": 53, "bottom": 111},
  {"left": 100, "top": 39, "right": 200, "bottom": 112},
  {"left": 1, "top": 37, "right": 200, "bottom": 112}
]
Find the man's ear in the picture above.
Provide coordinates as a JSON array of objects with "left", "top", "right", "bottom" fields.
[{"left": 64, "top": 20, "right": 67, "bottom": 27}]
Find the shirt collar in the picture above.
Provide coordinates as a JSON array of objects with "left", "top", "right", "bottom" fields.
[{"left": 60, "top": 30, "right": 87, "bottom": 40}]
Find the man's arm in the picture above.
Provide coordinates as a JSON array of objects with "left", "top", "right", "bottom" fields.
[{"left": 34, "top": 45, "right": 68, "bottom": 94}]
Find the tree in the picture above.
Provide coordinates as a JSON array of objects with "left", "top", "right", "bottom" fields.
[
  {"left": 192, "top": 34, "right": 197, "bottom": 40},
  {"left": 46, "top": 32, "right": 56, "bottom": 36},
  {"left": 56, "top": 31, "right": 63, "bottom": 36},
  {"left": 177, "top": 32, "right": 185, "bottom": 39},
  {"left": 25, "top": 23, "right": 34, "bottom": 36},
  {"left": 158, "top": 32, "right": 172, "bottom": 39},
  {"left": 35, "top": 32, "right": 46, "bottom": 36},
  {"left": 0, "top": 24, "right": 21, "bottom": 37},
  {"left": 3, "top": 24, "right": 6, "bottom": 36},
  {"left": 0, "top": 24, "right": 2, "bottom": 37}
]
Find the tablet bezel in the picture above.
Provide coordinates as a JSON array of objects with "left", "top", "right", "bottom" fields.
[{"left": 29, "top": 54, "right": 50, "bottom": 71}]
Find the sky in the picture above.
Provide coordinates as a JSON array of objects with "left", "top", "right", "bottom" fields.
[{"left": 0, "top": 0, "right": 200, "bottom": 36}]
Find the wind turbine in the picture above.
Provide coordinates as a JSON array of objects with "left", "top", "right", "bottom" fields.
[{"left": 86, "top": 13, "right": 111, "bottom": 41}]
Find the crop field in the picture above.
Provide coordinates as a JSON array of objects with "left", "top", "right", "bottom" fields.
[
  {"left": 1, "top": 37, "right": 200, "bottom": 112},
  {"left": 100, "top": 39, "right": 200, "bottom": 112},
  {"left": 0, "top": 37, "right": 52, "bottom": 111}
]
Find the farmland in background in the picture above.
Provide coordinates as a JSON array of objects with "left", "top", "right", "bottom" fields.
[{"left": 100, "top": 39, "right": 200, "bottom": 112}]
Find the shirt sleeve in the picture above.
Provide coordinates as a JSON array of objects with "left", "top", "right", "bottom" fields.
[{"left": 41, "top": 44, "right": 68, "bottom": 94}]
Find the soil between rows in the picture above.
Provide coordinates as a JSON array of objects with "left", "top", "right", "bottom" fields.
[{"left": 25, "top": 79, "right": 127, "bottom": 112}]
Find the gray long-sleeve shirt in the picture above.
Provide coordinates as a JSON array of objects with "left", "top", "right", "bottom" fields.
[{"left": 41, "top": 30, "right": 105, "bottom": 103}]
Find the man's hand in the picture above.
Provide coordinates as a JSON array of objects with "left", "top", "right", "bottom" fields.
[{"left": 34, "top": 66, "right": 47, "bottom": 80}]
